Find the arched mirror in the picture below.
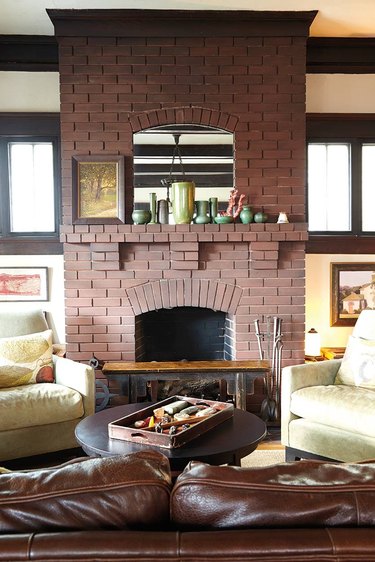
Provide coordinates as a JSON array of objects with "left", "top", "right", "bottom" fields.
[{"left": 133, "top": 124, "right": 234, "bottom": 208}]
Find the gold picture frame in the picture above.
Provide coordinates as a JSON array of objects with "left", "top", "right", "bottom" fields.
[
  {"left": 331, "top": 262, "right": 375, "bottom": 327},
  {"left": 72, "top": 155, "right": 125, "bottom": 224}
]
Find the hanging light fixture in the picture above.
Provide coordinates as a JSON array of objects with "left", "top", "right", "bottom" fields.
[
  {"left": 160, "top": 133, "right": 185, "bottom": 203},
  {"left": 161, "top": 133, "right": 195, "bottom": 224}
]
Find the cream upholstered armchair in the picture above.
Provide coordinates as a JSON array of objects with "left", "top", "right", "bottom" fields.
[
  {"left": 0, "top": 309, "right": 95, "bottom": 462},
  {"left": 281, "top": 309, "right": 375, "bottom": 462}
]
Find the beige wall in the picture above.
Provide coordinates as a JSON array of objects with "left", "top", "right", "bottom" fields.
[{"left": 306, "top": 254, "right": 375, "bottom": 349}]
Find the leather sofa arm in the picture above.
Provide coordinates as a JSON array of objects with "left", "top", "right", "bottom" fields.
[
  {"left": 53, "top": 356, "right": 96, "bottom": 417},
  {"left": 281, "top": 359, "right": 342, "bottom": 447}
]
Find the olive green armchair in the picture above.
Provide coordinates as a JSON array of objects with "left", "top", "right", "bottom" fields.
[
  {"left": 281, "top": 310, "right": 375, "bottom": 462},
  {"left": 0, "top": 309, "right": 95, "bottom": 462}
]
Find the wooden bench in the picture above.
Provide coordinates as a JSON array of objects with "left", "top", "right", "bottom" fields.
[{"left": 102, "top": 360, "right": 269, "bottom": 411}]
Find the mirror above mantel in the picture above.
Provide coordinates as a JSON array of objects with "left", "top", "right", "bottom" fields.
[{"left": 133, "top": 124, "right": 234, "bottom": 206}]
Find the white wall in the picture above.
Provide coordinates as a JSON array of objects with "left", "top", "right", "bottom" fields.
[
  {"left": 0, "top": 72, "right": 59, "bottom": 112},
  {"left": 0, "top": 255, "right": 65, "bottom": 342},
  {"left": 307, "top": 74, "right": 375, "bottom": 113},
  {"left": 306, "top": 74, "right": 375, "bottom": 350},
  {"left": 0, "top": 72, "right": 64, "bottom": 341}
]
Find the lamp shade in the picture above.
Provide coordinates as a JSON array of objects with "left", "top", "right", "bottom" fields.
[{"left": 305, "top": 328, "right": 321, "bottom": 357}]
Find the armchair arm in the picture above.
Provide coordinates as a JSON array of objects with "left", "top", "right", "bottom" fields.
[
  {"left": 53, "top": 355, "right": 96, "bottom": 417},
  {"left": 281, "top": 359, "right": 342, "bottom": 447}
]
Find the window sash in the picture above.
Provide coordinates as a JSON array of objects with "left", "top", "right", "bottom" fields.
[
  {"left": 8, "top": 142, "right": 56, "bottom": 233},
  {"left": 361, "top": 144, "right": 375, "bottom": 233},
  {"left": 307, "top": 143, "right": 351, "bottom": 232}
]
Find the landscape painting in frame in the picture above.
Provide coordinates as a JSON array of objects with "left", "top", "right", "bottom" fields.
[
  {"left": 331, "top": 263, "right": 375, "bottom": 327},
  {"left": 0, "top": 267, "right": 48, "bottom": 302},
  {"left": 72, "top": 155, "right": 125, "bottom": 224}
]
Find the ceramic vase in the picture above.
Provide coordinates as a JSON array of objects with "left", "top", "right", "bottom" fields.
[
  {"left": 171, "top": 181, "right": 195, "bottom": 224},
  {"left": 254, "top": 211, "right": 268, "bottom": 223},
  {"left": 209, "top": 197, "right": 218, "bottom": 223},
  {"left": 239, "top": 205, "right": 253, "bottom": 224},
  {"left": 157, "top": 199, "right": 169, "bottom": 224},
  {"left": 132, "top": 209, "right": 151, "bottom": 225},
  {"left": 149, "top": 192, "right": 157, "bottom": 224},
  {"left": 277, "top": 211, "right": 289, "bottom": 224},
  {"left": 194, "top": 200, "right": 211, "bottom": 224}
]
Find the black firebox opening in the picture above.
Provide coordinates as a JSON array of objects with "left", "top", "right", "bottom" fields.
[{"left": 138, "top": 306, "right": 226, "bottom": 361}]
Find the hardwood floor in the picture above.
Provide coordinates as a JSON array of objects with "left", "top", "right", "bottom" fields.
[{"left": 258, "top": 426, "right": 284, "bottom": 450}]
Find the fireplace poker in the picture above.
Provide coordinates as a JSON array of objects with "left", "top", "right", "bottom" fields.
[{"left": 254, "top": 316, "right": 283, "bottom": 422}]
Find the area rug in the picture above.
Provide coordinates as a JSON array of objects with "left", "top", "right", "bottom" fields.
[{"left": 241, "top": 448, "right": 285, "bottom": 467}]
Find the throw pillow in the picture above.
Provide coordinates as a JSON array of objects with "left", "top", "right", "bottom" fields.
[
  {"left": 335, "top": 335, "right": 375, "bottom": 389},
  {"left": 0, "top": 329, "right": 54, "bottom": 388}
]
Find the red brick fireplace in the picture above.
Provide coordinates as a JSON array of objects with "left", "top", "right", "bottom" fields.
[{"left": 49, "top": 9, "right": 316, "bottom": 369}]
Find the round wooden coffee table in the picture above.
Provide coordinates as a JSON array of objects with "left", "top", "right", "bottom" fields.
[{"left": 75, "top": 403, "right": 267, "bottom": 472}]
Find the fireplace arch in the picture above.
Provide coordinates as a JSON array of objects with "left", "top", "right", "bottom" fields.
[{"left": 125, "top": 279, "right": 243, "bottom": 316}]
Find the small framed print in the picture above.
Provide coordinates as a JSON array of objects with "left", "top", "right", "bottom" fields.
[
  {"left": 0, "top": 267, "right": 48, "bottom": 302},
  {"left": 72, "top": 155, "right": 125, "bottom": 224},
  {"left": 331, "top": 262, "right": 375, "bottom": 327}
]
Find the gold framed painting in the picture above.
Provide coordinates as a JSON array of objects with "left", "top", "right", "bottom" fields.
[
  {"left": 331, "top": 262, "right": 375, "bottom": 327},
  {"left": 72, "top": 155, "right": 125, "bottom": 224}
]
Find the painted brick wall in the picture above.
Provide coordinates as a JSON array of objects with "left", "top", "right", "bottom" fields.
[{"left": 54, "top": 11, "right": 311, "bottom": 369}]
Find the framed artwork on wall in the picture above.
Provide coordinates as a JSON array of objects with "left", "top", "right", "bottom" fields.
[
  {"left": 72, "top": 155, "right": 125, "bottom": 224},
  {"left": 0, "top": 267, "right": 48, "bottom": 302},
  {"left": 331, "top": 262, "right": 375, "bottom": 327}
]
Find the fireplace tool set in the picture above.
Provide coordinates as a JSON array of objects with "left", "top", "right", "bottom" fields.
[{"left": 254, "top": 316, "right": 283, "bottom": 422}]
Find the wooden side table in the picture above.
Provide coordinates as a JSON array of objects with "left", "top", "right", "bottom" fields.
[{"left": 305, "top": 347, "right": 346, "bottom": 363}]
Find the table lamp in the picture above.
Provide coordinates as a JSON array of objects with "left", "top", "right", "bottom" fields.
[{"left": 305, "top": 328, "right": 321, "bottom": 358}]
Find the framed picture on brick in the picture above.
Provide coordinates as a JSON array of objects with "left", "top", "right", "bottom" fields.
[
  {"left": 72, "top": 155, "right": 125, "bottom": 224},
  {"left": 331, "top": 262, "right": 375, "bottom": 327}
]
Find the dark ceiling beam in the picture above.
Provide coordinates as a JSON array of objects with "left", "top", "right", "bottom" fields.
[
  {"left": 1, "top": 34, "right": 375, "bottom": 73},
  {"left": 0, "top": 35, "right": 58, "bottom": 71},
  {"left": 307, "top": 37, "right": 375, "bottom": 73}
]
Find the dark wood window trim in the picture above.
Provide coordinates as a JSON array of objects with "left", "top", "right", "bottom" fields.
[
  {"left": 0, "top": 113, "right": 62, "bottom": 255},
  {"left": 306, "top": 113, "right": 375, "bottom": 254}
]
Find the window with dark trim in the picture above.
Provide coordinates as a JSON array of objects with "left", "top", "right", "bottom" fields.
[
  {"left": 0, "top": 113, "right": 61, "bottom": 255},
  {"left": 307, "top": 114, "right": 375, "bottom": 243}
]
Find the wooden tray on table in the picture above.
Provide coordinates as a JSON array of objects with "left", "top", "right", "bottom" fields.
[{"left": 108, "top": 395, "right": 234, "bottom": 449}]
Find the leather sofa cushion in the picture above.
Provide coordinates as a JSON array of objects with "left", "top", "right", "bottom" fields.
[
  {"left": 0, "top": 383, "right": 84, "bottom": 431},
  {"left": 171, "top": 459, "right": 375, "bottom": 529},
  {"left": 0, "top": 451, "right": 171, "bottom": 533},
  {"left": 290, "top": 384, "right": 375, "bottom": 438}
]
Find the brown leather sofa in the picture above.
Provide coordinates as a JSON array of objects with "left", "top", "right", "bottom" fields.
[{"left": 1, "top": 450, "right": 375, "bottom": 561}]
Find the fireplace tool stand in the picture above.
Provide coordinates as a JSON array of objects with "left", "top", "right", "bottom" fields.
[{"left": 254, "top": 316, "right": 283, "bottom": 422}]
